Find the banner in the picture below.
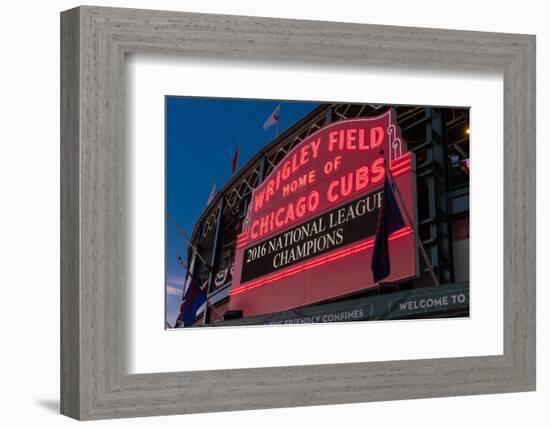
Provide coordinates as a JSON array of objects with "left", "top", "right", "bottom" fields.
[{"left": 217, "top": 283, "right": 469, "bottom": 326}]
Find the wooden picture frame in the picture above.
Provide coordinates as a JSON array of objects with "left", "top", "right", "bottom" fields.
[{"left": 60, "top": 6, "right": 536, "bottom": 420}]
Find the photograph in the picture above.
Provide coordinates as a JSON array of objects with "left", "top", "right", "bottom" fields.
[{"left": 166, "top": 98, "right": 471, "bottom": 328}]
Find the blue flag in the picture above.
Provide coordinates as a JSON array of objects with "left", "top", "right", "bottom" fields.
[
  {"left": 371, "top": 176, "right": 406, "bottom": 283},
  {"left": 177, "top": 277, "right": 207, "bottom": 327},
  {"left": 324, "top": 107, "right": 332, "bottom": 125}
]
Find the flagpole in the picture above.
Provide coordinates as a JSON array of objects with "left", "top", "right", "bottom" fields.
[
  {"left": 382, "top": 154, "right": 440, "bottom": 287},
  {"left": 167, "top": 212, "right": 211, "bottom": 271},
  {"left": 177, "top": 256, "right": 223, "bottom": 319},
  {"left": 206, "top": 180, "right": 217, "bottom": 206}
]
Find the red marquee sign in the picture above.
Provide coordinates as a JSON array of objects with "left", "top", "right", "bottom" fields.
[{"left": 229, "top": 109, "right": 418, "bottom": 317}]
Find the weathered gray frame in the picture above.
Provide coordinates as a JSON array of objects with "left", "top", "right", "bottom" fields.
[{"left": 60, "top": 5, "right": 536, "bottom": 420}]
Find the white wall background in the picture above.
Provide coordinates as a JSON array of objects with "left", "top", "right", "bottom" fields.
[{"left": 0, "top": 1, "right": 546, "bottom": 425}]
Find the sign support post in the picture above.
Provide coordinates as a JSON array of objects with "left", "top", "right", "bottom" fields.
[{"left": 384, "top": 161, "right": 440, "bottom": 287}]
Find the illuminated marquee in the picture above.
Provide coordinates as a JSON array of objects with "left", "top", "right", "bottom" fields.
[
  {"left": 247, "top": 120, "right": 387, "bottom": 241},
  {"left": 229, "top": 109, "right": 418, "bottom": 317}
]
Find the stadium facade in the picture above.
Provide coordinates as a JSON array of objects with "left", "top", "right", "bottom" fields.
[{"left": 176, "top": 103, "right": 470, "bottom": 327}]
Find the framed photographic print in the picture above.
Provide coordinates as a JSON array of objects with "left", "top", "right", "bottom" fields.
[
  {"left": 61, "top": 6, "right": 535, "bottom": 420},
  {"left": 165, "top": 98, "right": 469, "bottom": 329}
]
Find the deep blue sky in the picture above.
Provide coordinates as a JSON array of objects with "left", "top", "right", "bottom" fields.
[{"left": 165, "top": 97, "right": 320, "bottom": 326}]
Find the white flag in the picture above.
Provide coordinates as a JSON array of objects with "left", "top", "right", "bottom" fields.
[
  {"left": 263, "top": 104, "right": 280, "bottom": 130},
  {"left": 206, "top": 181, "right": 217, "bottom": 206}
]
